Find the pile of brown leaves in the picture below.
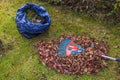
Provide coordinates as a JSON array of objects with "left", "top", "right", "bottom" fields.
[{"left": 35, "top": 35, "right": 108, "bottom": 75}]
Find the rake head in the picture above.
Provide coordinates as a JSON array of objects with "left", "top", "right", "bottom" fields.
[{"left": 57, "top": 39, "right": 86, "bottom": 57}]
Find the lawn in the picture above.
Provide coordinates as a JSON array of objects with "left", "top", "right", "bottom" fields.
[{"left": 0, "top": 0, "right": 120, "bottom": 80}]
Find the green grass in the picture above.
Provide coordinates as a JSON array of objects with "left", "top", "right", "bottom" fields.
[{"left": 0, "top": 0, "right": 120, "bottom": 80}]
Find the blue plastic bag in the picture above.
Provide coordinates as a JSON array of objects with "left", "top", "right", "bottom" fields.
[{"left": 15, "top": 4, "right": 51, "bottom": 38}]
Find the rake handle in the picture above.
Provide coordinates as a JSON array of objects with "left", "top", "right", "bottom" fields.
[
  {"left": 90, "top": 43, "right": 120, "bottom": 62},
  {"left": 101, "top": 55, "right": 120, "bottom": 62},
  {"left": 116, "top": 59, "right": 120, "bottom": 62}
]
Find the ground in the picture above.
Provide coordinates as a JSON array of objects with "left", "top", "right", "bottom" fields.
[{"left": 0, "top": 0, "right": 120, "bottom": 80}]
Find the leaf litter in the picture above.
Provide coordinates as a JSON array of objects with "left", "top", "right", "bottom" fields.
[{"left": 35, "top": 35, "right": 108, "bottom": 75}]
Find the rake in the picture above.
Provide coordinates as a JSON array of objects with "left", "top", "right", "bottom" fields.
[{"left": 57, "top": 39, "right": 120, "bottom": 62}]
